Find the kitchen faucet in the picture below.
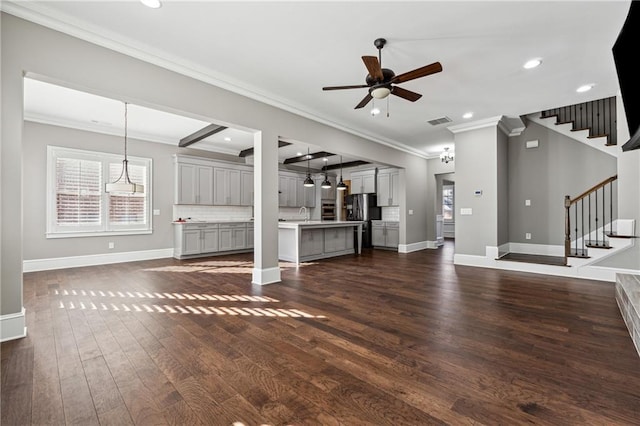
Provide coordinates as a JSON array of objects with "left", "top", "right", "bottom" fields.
[{"left": 299, "top": 206, "right": 309, "bottom": 222}]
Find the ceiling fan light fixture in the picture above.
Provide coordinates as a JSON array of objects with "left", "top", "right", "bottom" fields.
[
  {"left": 371, "top": 86, "right": 391, "bottom": 99},
  {"left": 440, "top": 147, "right": 455, "bottom": 164}
]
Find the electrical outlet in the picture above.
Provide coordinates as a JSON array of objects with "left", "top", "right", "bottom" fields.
[
  {"left": 525, "top": 233, "right": 531, "bottom": 240},
  {"left": 525, "top": 199, "right": 531, "bottom": 206},
  {"left": 108, "top": 242, "right": 115, "bottom": 249}
]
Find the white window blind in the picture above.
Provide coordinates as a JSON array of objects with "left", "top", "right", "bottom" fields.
[{"left": 47, "top": 146, "right": 152, "bottom": 237}]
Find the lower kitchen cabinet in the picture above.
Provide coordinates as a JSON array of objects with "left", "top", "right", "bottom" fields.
[
  {"left": 372, "top": 221, "right": 399, "bottom": 249},
  {"left": 173, "top": 222, "right": 252, "bottom": 259},
  {"left": 300, "top": 229, "right": 324, "bottom": 257},
  {"left": 324, "top": 227, "right": 353, "bottom": 253}
]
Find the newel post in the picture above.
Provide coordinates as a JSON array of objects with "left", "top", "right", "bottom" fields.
[{"left": 564, "top": 195, "right": 571, "bottom": 264}]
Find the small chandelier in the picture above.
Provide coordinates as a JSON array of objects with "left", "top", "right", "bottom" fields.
[
  {"left": 303, "top": 148, "right": 315, "bottom": 187},
  {"left": 440, "top": 147, "right": 454, "bottom": 164},
  {"left": 106, "top": 102, "right": 144, "bottom": 194}
]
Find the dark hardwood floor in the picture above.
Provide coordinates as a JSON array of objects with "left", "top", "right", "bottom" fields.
[{"left": 3, "top": 241, "right": 640, "bottom": 425}]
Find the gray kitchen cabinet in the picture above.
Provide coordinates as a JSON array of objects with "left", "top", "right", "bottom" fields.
[
  {"left": 214, "top": 167, "right": 241, "bottom": 205},
  {"left": 247, "top": 223, "right": 254, "bottom": 248},
  {"left": 300, "top": 229, "right": 324, "bottom": 257},
  {"left": 278, "top": 173, "right": 315, "bottom": 207},
  {"left": 371, "top": 221, "right": 399, "bottom": 249},
  {"left": 241, "top": 171, "right": 254, "bottom": 206},
  {"left": 350, "top": 170, "right": 376, "bottom": 194},
  {"left": 377, "top": 168, "right": 400, "bottom": 207},
  {"left": 321, "top": 175, "right": 337, "bottom": 200},
  {"left": 175, "top": 162, "right": 214, "bottom": 205},
  {"left": 324, "top": 227, "right": 349, "bottom": 253},
  {"left": 219, "top": 223, "right": 247, "bottom": 251},
  {"left": 174, "top": 223, "right": 219, "bottom": 257}
]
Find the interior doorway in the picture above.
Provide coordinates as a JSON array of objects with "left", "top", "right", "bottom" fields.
[{"left": 435, "top": 173, "right": 455, "bottom": 243}]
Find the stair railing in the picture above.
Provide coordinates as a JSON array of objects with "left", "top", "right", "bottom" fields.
[
  {"left": 564, "top": 175, "right": 618, "bottom": 263},
  {"left": 542, "top": 97, "right": 617, "bottom": 145}
]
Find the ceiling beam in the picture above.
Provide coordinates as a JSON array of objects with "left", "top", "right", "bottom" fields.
[
  {"left": 322, "top": 160, "right": 370, "bottom": 171},
  {"left": 179, "top": 124, "right": 227, "bottom": 148},
  {"left": 239, "top": 141, "right": 292, "bottom": 157},
  {"left": 283, "top": 151, "right": 335, "bottom": 164}
]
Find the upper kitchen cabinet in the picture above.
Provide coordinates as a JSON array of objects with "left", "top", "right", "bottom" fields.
[
  {"left": 320, "top": 175, "right": 337, "bottom": 200},
  {"left": 350, "top": 170, "right": 376, "bottom": 194},
  {"left": 214, "top": 167, "right": 241, "bottom": 205},
  {"left": 377, "top": 168, "right": 400, "bottom": 207},
  {"left": 240, "top": 171, "right": 254, "bottom": 206},
  {"left": 279, "top": 172, "right": 316, "bottom": 207},
  {"left": 175, "top": 161, "right": 214, "bottom": 205}
]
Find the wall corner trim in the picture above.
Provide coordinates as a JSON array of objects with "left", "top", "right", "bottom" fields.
[
  {"left": 252, "top": 267, "right": 281, "bottom": 285},
  {"left": 0, "top": 308, "right": 27, "bottom": 343}
]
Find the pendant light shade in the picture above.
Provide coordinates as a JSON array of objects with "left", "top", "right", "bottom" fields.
[
  {"left": 336, "top": 155, "right": 347, "bottom": 191},
  {"left": 321, "top": 171, "right": 332, "bottom": 189},
  {"left": 106, "top": 102, "right": 144, "bottom": 194},
  {"left": 303, "top": 148, "right": 315, "bottom": 187}
]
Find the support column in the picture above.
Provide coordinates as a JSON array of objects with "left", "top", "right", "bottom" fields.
[{"left": 252, "top": 130, "right": 281, "bottom": 285}]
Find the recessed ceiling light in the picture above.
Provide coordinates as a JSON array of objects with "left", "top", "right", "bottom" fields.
[
  {"left": 224, "top": 137, "right": 231, "bottom": 142},
  {"left": 576, "top": 84, "right": 594, "bottom": 93},
  {"left": 323, "top": 158, "right": 328, "bottom": 162},
  {"left": 296, "top": 152, "right": 302, "bottom": 156},
  {"left": 371, "top": 107, "right": 381, "bottom": 116},
  {"left": 140, "top": 0, "right": 162, "bottom": 8},
  {"left": 462, "top": 112, "right": 473, "bottom": 119},
  {"left": 523, "top": 58, "right": 542, "bottom": 69}
]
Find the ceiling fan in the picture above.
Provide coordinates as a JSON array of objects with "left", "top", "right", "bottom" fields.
[{"left": 322, "top": 38, "right": 442, "bottom": 109}]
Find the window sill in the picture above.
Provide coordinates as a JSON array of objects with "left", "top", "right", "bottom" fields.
[{"left": 46, "top": 229, "right": 153, "bottom": 239}]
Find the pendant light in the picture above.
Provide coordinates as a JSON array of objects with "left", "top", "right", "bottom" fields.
[
  {"left": 106, "top": 102, "right": 144, "bottom": 194},
  {"left": 321, "top": 170, "right": 332, "bottom": 189},
  {"left": 336, "top": 155, "right": 347, "bottom": 191},
  {"left": 303, "top": 148, "right": 315, "bottom": 187}
]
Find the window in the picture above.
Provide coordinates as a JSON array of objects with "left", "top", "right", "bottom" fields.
[
  {"left": 442, "top": 185, "right": 454, "bottom": 221},
  {"left": 47, "top": 146, "right": 152, "bottom": 237}
]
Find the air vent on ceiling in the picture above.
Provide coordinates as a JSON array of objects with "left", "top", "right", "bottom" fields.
[{"left": 427, "top": 116, "right": 452, "bottom": 126}]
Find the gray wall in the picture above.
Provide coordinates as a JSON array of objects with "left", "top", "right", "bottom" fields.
[
  {"left": 508, "top": 120, "right": 617, "bottom": 245},
  {"left": 1, "top": 13, "right": 430, "bottom": 318},
  {"left": 454, "top": 126, "right": 499, "bottom": 255}
]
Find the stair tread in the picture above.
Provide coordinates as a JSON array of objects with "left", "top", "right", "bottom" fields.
[
  {"left": 607, "top": 232, "right": 637, "bottom": 239},
  {"left": 497, "top": 252, "right": 568, "bottom": 266}
]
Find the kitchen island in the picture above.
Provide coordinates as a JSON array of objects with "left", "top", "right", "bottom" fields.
[{"left": 278, "top": 220, "right": 364, "bottom": 265}]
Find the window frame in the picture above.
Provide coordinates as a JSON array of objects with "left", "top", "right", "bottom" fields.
[
  {"left": 46, "top": 145, "right": 153, "bottom": 238},
  {"left": 442, "top": 184, "right": 455, "bottom": 223}
]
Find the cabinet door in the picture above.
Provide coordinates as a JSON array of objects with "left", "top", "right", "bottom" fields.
[
  {"left": 241, "top": 171, "right": 254, "bottom": 206},
  {"left": 202, "top": 229, "right": 219, "bottom": 252},
  {"left": 304, "top": 184, "right": 316, "bottom": 207},
  {"left": 377, "top": 172, "right": 391, "bottom": 207},
  {"left": 182, "top": 229, "right": 202, "bottom": 255},
  {"left": 232, "top": 228, "right": 247, "bottom": 250},
  {"left": 390, "top": 171, "right": 399, "bottom": 206},
  {"left": 325, "top": 228, "right": 347, "bottom": 253},
  {"left": 176, "top": 163, "right": 197, "bottom": 204},
  {"left": 197, "top": 166, "right": 214, "bottom": 205},
  {"left": 300, "top": 229, "right": 324, "bottom": 257},
  {"left": 288, "top": 177, "right": 299, "bottom": 207},
  {"left": 372, "top": 226, "right": 385, "bottom": 247},
  {"left": 362, "top": 174, "right": 376, "bottom": 193},
  {"left": 321, "top": 176, "right": 336, "bottom": 200},
  {"left": 278, "top": 176, "right": 288, "bottom": 206},
  {"left": 227, "top": 169, "right": 241, "bottom": 205},
  {"left": 351, "top": 175, "right": 363, "bottom": 194},
  {"left": 247, "top": 226, "right": 254, "bottom": 248},
  {"left": 213, "top": 168, "right": 228, "bottom": 205},
  {"left": 386, "top": 226, "right": 399, "bottom": 248},
  {"left": 218, "top": 228, "right": 232, "bottom": 251}
]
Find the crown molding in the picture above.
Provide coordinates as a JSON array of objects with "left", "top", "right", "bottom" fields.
[
  {"left": 447, "top": 115, "right": 525, "bottom": 137},
  {"left": 1, "top": 2, "right": 430, "bottom": 160}
]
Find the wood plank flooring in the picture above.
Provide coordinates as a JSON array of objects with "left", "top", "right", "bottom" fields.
[{"left": 3, "top": 241, "right": 640, "bottom": 425}]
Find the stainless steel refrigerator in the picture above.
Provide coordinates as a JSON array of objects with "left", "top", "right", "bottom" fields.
[{"left": 346, "top": 193, "right": 381, "bottom": 249}]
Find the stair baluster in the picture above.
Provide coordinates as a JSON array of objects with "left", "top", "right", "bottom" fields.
[{"left": 565, "top": 175, "right": 618, "bottom": 261}]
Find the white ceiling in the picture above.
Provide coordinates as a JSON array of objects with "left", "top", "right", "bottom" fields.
[{"left": 8, "top": 0, "right": 633, "bottom": 162}]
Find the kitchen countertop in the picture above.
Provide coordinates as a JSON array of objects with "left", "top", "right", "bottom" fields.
[{"left": 278, "top": 220, "right": 364, "bottom": 229}]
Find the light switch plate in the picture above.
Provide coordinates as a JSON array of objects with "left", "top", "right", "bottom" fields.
[
  {"left": 408, "top": 209, "right": 414, "bottom": 215},
  {"left": 525, "top": 199, "right": 531, "bottom": 206},
  {"left": 153, "top": 209, "right": 160, "bottom": 216},
  {"left": 460, "top": 208, "right": 473, "bottom": 215}
]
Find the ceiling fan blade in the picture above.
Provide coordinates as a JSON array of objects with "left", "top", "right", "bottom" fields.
[
  {"left": 362, "top": 56, "right": 384, "bottom": 81},
  {"left": 392, "top": 62, "right": 443, "bottom": 84},
  {"left": 354, "top": 93, "right": 373, "bottom": 109},
  {"left": 391, "top": 86, "right": 422, "bottom": 102},
  {"left": 323, "top": 84, "right": 370, "bottom": 91}
]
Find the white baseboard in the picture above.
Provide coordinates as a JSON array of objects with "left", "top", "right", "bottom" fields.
[
  {"left": 508, "top": 242, "right": 564, "bottom": 256},
  {"left": 399, "top": 241, "right": 430, "bottom": 253},
  {"left": 0, "top": 308, "right": 27, "bottom": 342},
  {"left": 23, "top": 248, "right": 174, "bottom": 272},
  {"left": 252, "top": 266, "right": 281, "bottom": 285}
]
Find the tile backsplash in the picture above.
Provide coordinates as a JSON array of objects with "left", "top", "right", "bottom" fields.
[
  {"left": 381, "top": 206, "right": 400, "bottom": 221},
  {"left": 173, "top": 205, "right": 252, "bottom": 221}
]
